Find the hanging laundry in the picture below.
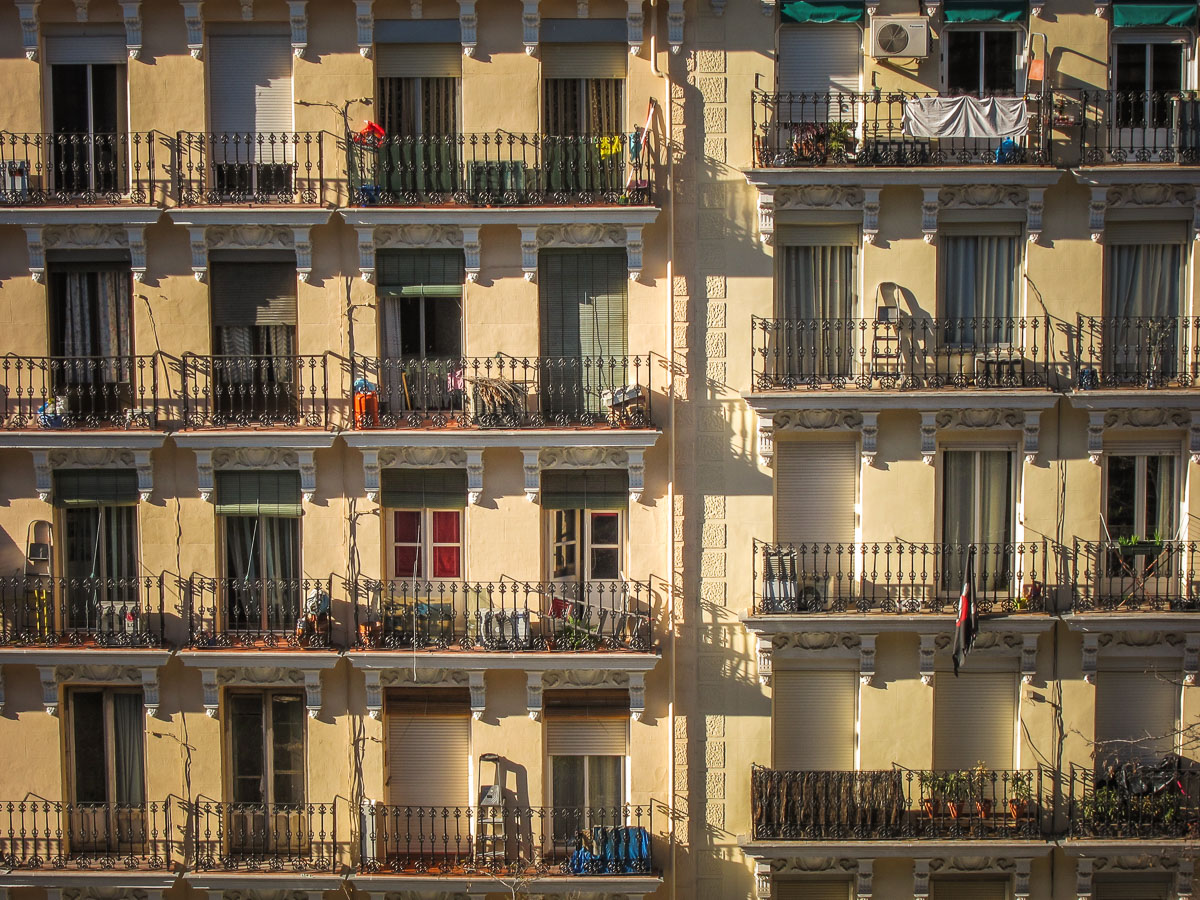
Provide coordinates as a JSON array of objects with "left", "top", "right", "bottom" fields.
[{"left": 902, "top": 96, "right": 1028, "bottom": 139}]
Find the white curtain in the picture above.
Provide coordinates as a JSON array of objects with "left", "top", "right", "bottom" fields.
[
  {"left": 1107, "top": 243, "right": 1184, "bottom": 379},
  {"left": 96, "top": 271, "right": 131, "bottom": 381},
  {"left": 61, "top": 272, "right": 131, "bottom": 384},
  {"left": 112, "top": 692, "right": 145, "bottom": 806},
  {"left": 779, "top": 245, "right": 857, "bottom": 377},
  {"left": 262, "top": 517, "right": 299, "bottom": 629},
  {"left": 943, "top": 450, "right": 1013, "bottom": 589},
  {"left": 943, "top": 235, "right": 1020, "bottom": 344}
]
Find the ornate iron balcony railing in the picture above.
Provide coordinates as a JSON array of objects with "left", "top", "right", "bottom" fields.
[
  {"left": 185, "top": 575, "right": 336, "bottom": 649},
  {"left": 176, "top": 131, "right": 326, "bottom": 205},
  {"left": 1070, "top": 539, "right": 1200, "bottom": 613},
  {"left": 0, "top": 131, "right": 159, "bottom": 205},
  {"left": 1076, "top": 315, "right": 1200, "bottom": 389},
  {"left": 180, "top": 353, "right": 331, "bottom": 429},
  {"left": 0, "top": 355, "right": 163, "bottom": 430},
  {"left": 0, "top": 799, "right": 173, "bottom": 869},
  {"left": 0, "top": 574, "right": 165, "bottom": 648}
]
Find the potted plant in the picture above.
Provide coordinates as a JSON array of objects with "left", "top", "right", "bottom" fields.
[
  {"left": 1007, "top": 771, "right": 1034, "bottom": 820},
  {"left": 971, "top": 765, "right": 995, "bottom": 819},
  {"left": 918, "top": 771, "right": 944, "bottom": 818},
  {"left": 826, "top": 121, "right": 858, "bottom": 160},
  {"left": 943, "top": 770, "right": 973, "bottom": 819},
  {"left": 1116, "top": 532, "right": 1166, "bottom": 556}
]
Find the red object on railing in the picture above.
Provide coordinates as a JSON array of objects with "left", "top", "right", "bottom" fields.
[{"left": 352, "top": 120, "right": 385, "bottom": 148}]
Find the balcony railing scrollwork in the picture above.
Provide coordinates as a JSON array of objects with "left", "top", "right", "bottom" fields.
[
  {"left": 1071, "top": 539, "right": 1199, "bottom": 613},
  {"left": 180, "top": 353, "right": 331, "bottom": 429},
  {"left": 1, "top": 355, "right": 163, "bottom": 430},
  {"left": 193, "top": 799, "right": 336, "bottom": 871},
  {"left": 185, "top": 575, "right": 336, "bottom": 649},
  {"left": 0, "top": 799, "right": 173, "bottom": 869},
  {"left": 0, "top": 131, "right": 159, "bottom": 206},
  {"left": 1077, "top": 90, "right": 1200, "bottom": 165},
  {"left": 0, "top": 574, "right": 165, "bottom": 648},
  {"left": 1067, "top": 763, "right": 1200, "bottom": 838},
  {"left": 1076, "top": 315, "right": 1200, "bottom": 389},
  {"left": 175, "top": 131, "right": 325, "bottom": 205}
]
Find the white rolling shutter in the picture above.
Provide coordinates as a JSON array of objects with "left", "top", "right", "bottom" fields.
[
  {"left": 934, "top": 672, "right": 1016, "bottom": 769},
  {"left": 541, "top": 44, "right": 628, "bottom": 78},
  {"left": 1095, "top": 671, "right": 1180, "bottom": 764},
  {"left": 775, "top": 441, "right": 857, "bottom": 545},
  {"left": 778, "top": 25, "right": 862, "bottom": 95},
  {"left": 387, "top": 714, "right": 470, "bottom": 807},
  {"left": 208, "top": 32, "right": 294, "bottom": 134},
  {"left": 45, "top": 28, "right": 128, "bottom": 64},
  {"left": 775, "top": 881, "right": 852, "bottom": 900},
  {"left": 376, "top": 44, "right": 463, "bottom": 78},
  {"left": 932, "top": 878, "right": 1010, "bottom": 900},
  {"left": 1094, "top": 878, "right": 1172, "bottom": 900},
  {"left": 546, "top": 718, "right": 628, "bottom": 755},
  {"left": 773, "top": 671, "right": 856, "bottom": 770}
]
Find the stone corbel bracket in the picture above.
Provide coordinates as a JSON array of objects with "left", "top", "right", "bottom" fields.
[
  {"left": 298, "top": 450, "right": 316, "bottom": 502},
  {"left": 356, "top": 227, "right": 375, "bottom": 283},
  {"left": 755, "top": 861, "right": 772, "bottom": 899},
  {"left": 362, "top": 449, "right": 381, "bottom": 501},
  {"left": 914, "top": 860, "right": 932, "bottom": 900},
  {"left": 240, "top": 0, "right": 253, "bottom": 19},
  {"left": 920, "top": 411, "right": 937, "bottom": 465},
  {"left": 188, "top": 226, "right": 209, "bottom": 282},
  {"left": 22, "top": 226, "right": 45, "bottom": 283},
  {"left": 462, "top": 227, "right": 481, "bottom": 282},
  {"left": 32, "top": 450, "right": 51, "bottom": 502},
  {"left": 1027, "top": 187, "right": 1045, "bottom": 245},
  {"left": 522, "top": 449, "right": 541, "bottom": 502},
  {"left": 355, "top": 0, "right": 374, "bottom": 56},
  {"left": 135, "top": 449, "right": 154, "bottom": 500},
  {"left": 668, "top": 0, "right": 684, "bottom": 51},
  {"left": 626, "top": 225, "right": 645, "bottom": 282},
  {"left": 1014, "top": 859, "right": 1032, "bottom": 900},
  {"left": 195, "top": 449, "right": 214, "bottom": 501},
  {"left": 38, "top": 666, "right": 58, "bottom": 715},
  {"left": 292, "top": 226, "right": 313, "bottom": 282},
  {"left": 1190, "top": 412, "right": 1200, "bottom": 465},
  {"left": 304, "top": 669, "right": 322, "bottom": 717},
  {"left": 863, "top": 188, "right": 881, "bottom": 245},
  {"left": 526, "top": 671, "right": 544, "bottom": 720},
  {"left": 141, "top": 667, "right": 161, "bottom": 717},
  {"left": 522, "top": 0, "right": 540, "bottom": 54},
  {"left": 629, "top": 671, "right": 646, "bottom": 720},
  {"left": 757, "top": 189, "right": 775, "bottom": 245},
  {"left": 466, "top": 450, "right": 483, "bottom": 505},
  {"left": 921, "top": 187, "right": 940, "bottom": 243},
  {"left": 201, "top": 667, "right": 219, "bottom": 715},
  {"left": 16, "top": 1, "right": 40, "bottom": 61},
  {"left": 1088, "top": 187, "right": 1107, "bottom": 242},
  {"left": 121, "top": 0, "right": 142, "bottom": 59},
  {"left": 1081, "top": 632, "right": 1099, "bottom": 683},
  {"left": 756, "top": 635, "right": 773, "bottom": 685},
  {"left": 860, "top": 634, "right": 877, "bottom": 686},
  {"left": 860, "top": 411, "right": 878, "bottom": 466},
  {"left": 1087, "top": 410, "right": 1105, "bottom": 464},
  {"left": 365, "top": 669, "right": 382, "bottom": 718},
  {"left": 919, "top": 634, "right": 936, "bottom": 685},
  {"left": 628, "top": 449, "right": 645, "bottom": 502},
  {"left": 757, "top": 414, "right": 775, "bottom": 467},
  {"left": 1076, "top": 858, "right": 1094, "bottom": 900},
  {"left": 627, "top": 0, "right": 644, "bottom": 53},
  {"left": 922, "top": 0, "right": 940, "bottom": 12},
  {"left": 1184, "top": 633, "right": 1199, "bottom": 686},
  {"left": 1093, "top": 0, "right": 1108, "bottom": 14},
  {"left": 469, "top": 671, "right": 486, "bottom": 719},
  {"left": 1021, "top": 633, "right": 1039, "bottom": 683},
  {"left": 1023, "top": 410, "right": 1040, "bottom": 465},
  {"left": 459, "top": 0, "right": 477, "bottom": 55},
  {"left": 127, "top": 225, "right": 147, "bottom": 281},
  {"left": 857, "top": 859, "right": 874, "bottom": 900},
  {"left": 181, "top": 0, "right": 204, "bottom": 58},
  {"left": 288, "top": 0, "right": 308, "bottom": 57},
  {"left": 1177, "top": 859, "right": 1194, "bottom": 900},
  {"left": 520, "top": 227, "right": 538, "bottom": 282}
]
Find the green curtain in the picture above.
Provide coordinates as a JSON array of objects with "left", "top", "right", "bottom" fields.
[
  {"left": 781, "top": 0, "right": 864, "bottom": 22},
  {"left": 1113, "top": 1, "right": 1195, "bottom": 25}
]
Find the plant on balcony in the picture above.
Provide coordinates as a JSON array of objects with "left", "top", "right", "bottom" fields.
[
  {"left": 917, "top": 771, "right": 946, "bottom": 818},
  {"left": 1007, "top": 771, "right": 1035, "bottom": 821},
  {"left": 1116, "top": 532, "right": 1165, "bottom": 556}
]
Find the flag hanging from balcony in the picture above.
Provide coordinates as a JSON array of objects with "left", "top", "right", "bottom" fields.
[{"left": 952, "top": 546, "right": 978, "bottom": 676}]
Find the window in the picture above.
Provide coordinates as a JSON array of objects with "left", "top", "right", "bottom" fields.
[
  {"left": 1113, "top": 39, "right": 1186, "bottom": 127},
  {"left": 228, "top": 692, "right": 305, "bottom": 806},
  {"left": 1104, "top": 225, "right": 1187, "bottom": 382},
  {"left": 546, "top": 691, "right": 628, "bottom": 837},
  {"left": 389, "top": 509, "right": 462, "bottom": 579},
  {"left": 930, "top": 878, "right": 1011, "bottom": 900},
  {"left": 934, "top": 671, "right": 1016, "bottom": 769},
  {"left": 945, "top": 29, "right": 1021, "bottom": 96},
  {"left": 773, "top": 670, "right": 856, "bottom": 769},
  {"left": 941, "top": 450, "right": 1014, "bottom": 590},
  {"left": 386, "top": 691, "right": 470, "bottom": 808},
  {"left": 543, "top": 75, "right": 624, "bottom": 137},
  {"left": 1095, "top": 670, "right": 1180, "bottom": 765},
  {"left": 777, "top": 24, "right": 861, "bottom": 95},
  {"left": 941, "top": 231, "right": 1021, "bottom": 345},
  {"left": 1104, "top": 453, "right": 1178, "bottom": 577},
  {"left": 543, "top": 468, "right": 628, "bottom": 589},
  {"left": 776, "top": 229, "right": 859, "bottom": 381},
  {"left": 68, "top": 688, "right": 145, "bottom": 850},
  {"left": 216, "top": 471, "right": 303, "bottom": 635},
  {"left": 377, "top": 76, "right": 457, "bottom": 136}
]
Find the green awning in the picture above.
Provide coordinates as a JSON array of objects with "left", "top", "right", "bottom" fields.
[
  {"left": 53, "top": 469, "right": 138, "bottom": 507},
  {"left": 541, "top": 469, "right": 629, "bottom": 511},
  {"left": 943, "top": 0, "right": 1025, "bottom": 21},
  {"left": 215, "top": 471, "right": 302, "bottom": 517},
  {"left": 380, "top": 468, "right": 467, "bottom": 509},
  {"left": 1113, "top": 1, "right": 1195, "bottom": 26},
  {"left": 781, "top": 0, "right": 864, "bottom": 22}
]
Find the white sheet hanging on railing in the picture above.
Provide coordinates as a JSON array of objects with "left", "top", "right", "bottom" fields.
[{"left": 901, "top": 96, "right": 1029, "bottom": 139}]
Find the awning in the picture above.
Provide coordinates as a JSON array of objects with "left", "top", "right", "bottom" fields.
[
  {"left": 781, "top": 0, "right": 864, "bottom": 23},
  {"left": 1113, "top": 1, "right": 1195, "bottom": 26},
  {"left": 943, "top": 0, "right": 1026, "bottom": 21}
]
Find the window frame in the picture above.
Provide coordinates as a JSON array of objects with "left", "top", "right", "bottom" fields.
[
  {"left": 545, "top": 508, "right": 626, "bottom": 583},
  {"left": 224, "top": 689, "right": 308, "bottom": 807},
  {"left": 46, "top": 61, "right": 129, "bottom": 138},
  {"left": 375, "top": 75, "right": 461, "bottom": 136},
  {"left": 941, "top": 24, "right": 1027, "bottom": 96},
  {"left": 938, "top": 446, "right": 1018, "bottom": 547},
  {"left": 385, "top": 506, "right": 465, "bottom": 581},
  {"left": 548, "top": 751, "right": 628, "bottom": 810},
  {"left": 65, "top": 685, "right": 146, "bottom": 807},
  {"left": 1102, "top": 451, "right": 1181, "bottom": 540},
  {"left": 219, "top": 511, "right": 303, "bottom": 634},
  {"left": 1110, "top": 29, "right": 1194, "bottom": 93}
]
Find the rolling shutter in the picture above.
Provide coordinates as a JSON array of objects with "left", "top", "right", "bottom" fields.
[
  {"left": 541, "top": 44, "right": 628, "bottom": 79},
  {"left": 387, "top": 710, "right": 470, "bottom": 807},
  {"left": 214, "top": 471, "right": 302, "bottom": 517},
  {"left": 380, "top": 468, "right": 467, "bottom": 508},
  {"left": 211, "top": 262, "right": 297, "bottom": 326},
  {"left": 775, "top": 881, "right": 852, "bottom": 900},
  {"left": 1104, "top": 221, "right": 1189, "bottom": 244},
  {"left": 778, "top": 24, "right": 861, "bottom": 95},
  {"left": 539, "top": 249, "right": 628, "bottom": 358},
  {"left": 773, "top": 671, "right": 856, "bottom": 769},
  {"left": 45, "top": 28, "right": 128, "bottom": 64},
  {"left": 541, "top": 470, "right": 629, "bottom": 510},
  {"left": 932, "top": 879, "right": 1010, "bottom": 900},
  {"left": 53, "top": 469, "right": 138, "bottom": 507},
  {"left": 208, "top": 32, "right": 293, "bottom": 134},
  {"left": 377, "top": 250, "right": 465, "bottom": 290},
  {"left": 775, "top": 442, "right": 857, "bottom": 545},
  {"left": 1095, "top": 671, "right": 1179, "bottom": 764},
  {"left": 545, "top": 716, "right": 628, "bottom": 755},
  {"left": 376, "top": 44, "right": 463, "bottom": 78},
  {"left": 1094, "top": 878, "right": 1173, "bottom": 900},
  {"left": 776, "top": 225, "right": 861, "bottom": 246},
  {"left": 934, "top": 672, "right": 1016, "bottom": 769}
]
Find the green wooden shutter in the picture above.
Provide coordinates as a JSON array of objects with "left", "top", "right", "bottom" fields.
[
  {"left": 214, "top": 471, "right": 302, "bottom": 516},
  {"left": 380, "top": 468, "right": 467, "bottom": 508},
  {"left": 53, "top": 469, "right": 139, "bottom": 507},
  {"left": 377, "top": 250, "right": 465, "bottom": 289},
  {"left": 211, "top": 262, "right": 298, "bottom": 326},
  {"left": 539, "top": 249, "right": 628, "bottom": 358},
  {"left": 541, "top": 469, "right": 629, "bottom": 510}
]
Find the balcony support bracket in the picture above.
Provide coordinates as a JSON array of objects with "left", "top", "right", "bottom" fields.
[
  {"left": 526, "top": 671, "right": 543, "bottom": 720},
  {"left": 1077, "top": 858, "right": 1094, "bottom": 900},
  {"left": 463, "top": 227, "right": 481, "bottom": 282},
  {"left": 38, "top": 666, "right": 57, "bottom": 716},
  {"left": 304, "top": 669, "right": 322, "bottom": 717},
  {"left": 1087, "top": 411, "right": 1105, "bottom": 464},
  {"left": 1021, "top": 633, "right": 1038, "bottom": 683},
  {"left": 668, "top": 0, "right": 684, "bottom": 51},
  {"left": 919, "top": 634, "right": 936, "bottom": 685},
  {"left": 22, "top": 226, "right": 45, "bottom": 283},
  {"left": 32, "top": 450, "right": 50, "bottom": 502},
  {"left": 135, "top": 449, "right": 154, "bottom": 501},
  {"left": 914, "top": 859, "right": 932, "bottom": 900},
  {"left": 523, "top": 449, "right": 541, "bottom": 502},
  {"left": 188, "top": 226, "right": 208, "bottom": 282},
  {"left": 140, "top": 667, "right": 160, "bottom": 717},
  {"left": 469, "top": 670, "right": 486, "bottom": 718},
  {"left": 1027, "top": 188, "right": 1045, "bottom": 244},
  {"left": 921, "top": 188, "right": 939, "bottom": 243},
  {"left": 293, "top": 226, "right": 313, "bottom": 283},
  {"left": 1177, "top": 860, "right": 1194, "bottom": 900},
  {"left": 859, "top": 634, "right": 876, "bottom": 686},
  {"left": 755, "top": 861, "right": 773, "bottom": 899},
  {"left": 857, "top": 859, "right": 874, "bottom": 900},
  {"left": 182, "top": 1, "right": 204, "bottom": 58},
  {"left": 121, "top": 0, "right": 142, "bottom": 59},
  {"left": 757, "top": 636, "right": 773, "bottom": 685},
  {"left": 1015, "top": 859, "right": 1032, "bottom": 900},
  {"left": 362, "top": 449, "right": 380, "bottom": 502},
  {"left": 127, "top": 225, "right": 147, "bottom": 281},
  {"left": 522, "top": 0, "right": 540, "bottom": 55},
  {"left": 920, "top": 412, "right": 937, "bottom": 465},
  {"left": 356, "top": 227, "right": 376, "bottom": 282},
  {"left": 355, "top": 0, "right": 374, "bottom": 56},
  {"left": 629, "top": 671, "right": 646, "bottom": 720},
  {"left": 1088, "top": 187, "right": 1107, "bottom": 242},
  {"left": 628, "top": 448, "right": 645, "bottom": 502},
  {"left": 1190, "top": 412, "right": 1200, "bottom": 465},
  {"left": 298, "top": 449, "right": 316, "bottom": 503},
  {"left": 1023, "top": 411, "right": 1040, "bottom": 465},
  {"left": 757, "top": 415, "right": 775, "bottom": 467},
  {"left": 201, "top": 667, "right": 219, "bottom": 716},
  {"left": 757, "top": 189, "right": 776, "bottom": 245},
  {"left": 1081, "top": 632, "right": 1099, "bottom": 683},
  {"left": 196, "top": 449, "right": 214, "bottom": 501},
  {"left": 466, "top": 449, "right": 484, "bottom": 505},
  {"left": 863, "top": 189, "right": 881, "bottom": 244},
  {"left": 16, "top": 1, "right": 40, "bottom": 61},
  {"left": 288, "top": 0, "right": 308, "bottom": 58},
  {"left": 1184, "top": 633, "right": 1199, "bottom": 686},
  {"left": 861, "top": 412, "right": 878, "bottom": 466},
  {"left": 520, "top": 227, "right": 539, "bottom": 281},
  {"left": 626, "top": 225, "right": 645, "bottom": 282},
  {"left": 460, "top": 0, "right": 477, "bottom": 55},
  {"left": 627, "top": 0, "right": 644, "bottom": 54},
  {"left": 365, "top": 669, "right": 382, "bottom": 718}
]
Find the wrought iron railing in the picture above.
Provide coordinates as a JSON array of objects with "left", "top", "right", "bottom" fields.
[
  {"left": 750, "top": 766, "right": 1046, "bottom": 840},
  {"left": 752, "top": 540, "right": 1049, "bottom": 616},
  {"left": 0, "top": 799, "right": 173, "bottom": 869},
  {"left": 0, "top": 575, "right": 165, "bottom": 648},
  {"left": 0, "top": 355, "right": 163, "bottom": 429},
  {"left": 1077, "top": 90, "right": 1200, "bottom": 164},
  {"left": 1067, "top": 764, "right": 1200, "bottom": 838},
  {"left": 351, "top": 578, "right": 653, "bottom": 652},
  {"left": 186, "top": 575, "right": 335, "bottom": 649},
  {"left": 751, "top": 91, "right": 1050, "bottom": 167},
  {"left": 176, "top": 132, "right": 326, "bottom": 205},
  {"left": 751, "top": 316, "right": 1050, "bottom": 391},
  {"left": 0, "top": 131, "right": 159, "bottom": 205},
  {"left": 1076, "top": 315, "right": 1200, "bottom": 389},
  {"left": 1070, "top": 539, "right": 1199, "bottom": 613},
  {"left": 359, "top": 802, "right": 653, "bottom": 875},
  {"left": 350, "top": 355, "right": 651, "bottom": 428},
  {"left": 193, "top": 799, "right": 336, "bottom": 871},
  {"left": 346, "top": 131, "right": 654, "bottom": 206},
  {"left": 180, "top": 353, "right": 330, "bottom": 429}
]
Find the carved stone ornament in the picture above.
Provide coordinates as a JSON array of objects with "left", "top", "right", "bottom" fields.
[
  {"left": 539, "top": 447, "right": 629, "bottom": 469},
  {"left": 287, "top": 0, "right": 307, "bottom": 57},
  {"left": 44, "top": 224, "right": 130, "bottom": 250},
  {"left": 542, "top": 669, "right": 631, "bottom": 689},
  {"left": 537, "top": 223, "right": 626, "bottom": 248},
  {"left": 215, "top": 666, "right": 322, "bottom": 717},
  {"left": 935, "top": 408, "right": 1025, "bottom": 430},
  {"left": 460, "top": 0, "right": 477, "bottom": 55},
  {"left": 757, "top": 635, "right": 773, "bottom": 685},
  {"left": 773, "top": 409, "right": 864, "bottom": 432},
  {"left": 378, "top": 447, "right": 467, "bottom": 469},
  {"left": 45, "top": 448, "right": 155, "bottom": 502},
  {"left": 939, "top": 184, "right": 1028, "bottom": 209},
  {"left": 17, "top": 1, "right": 39, "bottom": 61},
  {"left": 775, "top": 185, "right": 865, "bottom": 210},
  {"left": 207, "top": 224, "right": 294, "bottom": 251},
  {"left": 1103, "top": 408, "right": 1190, "bottom": 430},
  {"left": 380, "top": 668, "right": 471, "bottom": 688},
  {"left": 375, "top": 224, "right": 464, "bottom": 249},
  {"left": 42, "top": 665, "right": 161, "bottom": 717},
  {"left": 1090, "top": 183, "right": 1196, "bottom": 242},
  {"left": 355, "top": 0, "right": 374, "bottom": 56},
  {"left": 212, "top": 447, "right": 300, "bottom": 470}
]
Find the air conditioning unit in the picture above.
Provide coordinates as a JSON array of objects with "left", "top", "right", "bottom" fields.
[
  {"left": 4, "top": 160, "right": 29, "bottom": 199},
  {"left": 870, "top": 17, "right": 929, "bottom": 59}
]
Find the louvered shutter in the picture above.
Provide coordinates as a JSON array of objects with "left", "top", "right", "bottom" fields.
[
  {"left": 380, "top": 468, "right": 467, "bottom": 508},
  {"left": 773, "top": 671, "right": 856, "bottom": 769},
  {"left": 214, "top": 471, "right": 302, "bottom": 517},
  {"left": 541, "top": 44, "right": 628, "bottom": 78},
  {"left": 778, "top": 25, "right": 861, "bottom": 95},
  {"left": 211, "top": 262, "right": 297, "bottom": 326},
  {"left": 208, "top": 32, "right": 293, "bottom": 134},
  {"left": 1104, "top": 221, "right": 1189, "bottom": 244},
  {"left": 931, "top": 878, "right": 1010, "bottom": 900},
  {"left": 541, "top": 470, "right": 629, "bottom": 510},
  {"left": 775, "top": 881, "right": 852, "bottom": 900},
  {"left": 539, "top": 249, "right": 628, "bottom": 358},
  {"left": 387, "top": 712, "right": 470, "bottom": 807},
  {"left": 53, "top": 469, "right": 138, "bottom": 507},
  {"left": 934, "top": 672, "right": 1016, "bottom": 769},
  {"left": 545, "top": 718, "right": 628, "bottom": 755},
  {"left": 376, "top": 44, "right": 463, "bottom": 78},
  {"left": 1095, "top": 878, "right": 1173, "bottom": 900},
  {"left": 775, "top": 442, "right": 857, "bottom": 545},
  {"left": 776, "top": 225, "right": 861, "bottom": 246},
  {"left": 45, "top": 28, "right": 128, "bottom": 64},
  {"left": 1095, "top": 671, "right": 1180, "bottom": 764}
]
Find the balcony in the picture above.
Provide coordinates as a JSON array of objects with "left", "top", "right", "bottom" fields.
[
  {"left": 175, "top": 132, "right": 327, "bottom": 206},
  {"left": 1076, "top": 316, "right": 1200, "bottom": 389},
  {"left": 350, "top": 355, "right": 652, "bottom": 429},
  {"left": 185, "top": 576, "right": 336, "bottom": 650},
  {"left": 0, "top": 799, "right": 174, "bottom": 870},
  {"left": 351, "top": 579, "right": 653, "bottom": 652},
  {"left": 751, "top": 91, "right": 1051, "bottom": 168},
  {"left": 750, "top": 317, "right": 1050, "bottom": 393},
  {"left": 0, "top": 575, "right": 165, "bottom": 648},
  {"left": 0, "top": 355, "right": 164, "bottom": 430},
  {"left": 360, "top": 802, "right": 654, "bottom": 876},
  {"left": 752, "top": 540, "right": 1049, "bottom": 617},
  {"left": 1070, "top": 539, "right": 1199, "bottom": 614},
  {"left": 179, "top": 353, "right": 332, "bottom": 430},
  {"left": 192, "top": 799, "right": 336, "bottom": 871},
  {"left": 1066, "top": 764, "right": 1200, "bottom": 839},
  {"left": 1077, "top": 90, "right": 1200, "bottom": 165},
  {"left": 0, "top": 132, "right": 160, "bottom": 206},
  {"left": 750, "top": 766, "right": 1046, "bottom": 841},
  {"left": 346, "top": 132, "right": 654, "bottom": 207}
]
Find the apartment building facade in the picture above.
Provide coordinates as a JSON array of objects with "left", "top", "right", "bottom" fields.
[{"left": 0, "top": 1, "right": 677, "bottom": 899}]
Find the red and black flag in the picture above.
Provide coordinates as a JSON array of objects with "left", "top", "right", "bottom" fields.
[{"left": 952, "top": 545, "right": 978, "bottom": 676}]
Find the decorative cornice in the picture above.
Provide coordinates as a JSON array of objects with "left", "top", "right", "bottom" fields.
[
  {"left": 287, "top": 0, "right": 307, "bottom": 57},
  {"left": 539, "top": 447, "right": 629, "bottom": 469},
  {"left": 776, "top": 185, "right": 866, "bottom": 211},
  {"left": 16, "top": 1, "right": 40, "bottom": 61},
  {"left": 375, "top": 223, "right": 464, "bottom": 249},
  {"left": 120, "top": 0, "right": 142, "bottom": 58},
  {"left": 537, "top": 223, "right": 626, "bottom": 248},
  {"left": 181, "top": 0, "right": 204, "bottom": 58},
  {"left": 355, "top": 0, "right": 373, "bottom": 55}
]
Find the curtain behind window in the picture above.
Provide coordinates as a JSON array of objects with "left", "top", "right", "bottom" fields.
[
  {"left": 113, "top": 692, "right": 145, "bottom": 805},
  {"left": 56, "top": 270, "right": 132, "bottom": 382},
  {"left": 942, "top": 450, "right": 1013, "bottom": 589},
  {"left": 779, "top": 245, "right": 857, "bottom": 379},
  {"left": 1106, "top": 242, "right": 1184, "bottom": 379},
  {"left": 943, "top": 235, "right": 1020, "bottom": 344}
]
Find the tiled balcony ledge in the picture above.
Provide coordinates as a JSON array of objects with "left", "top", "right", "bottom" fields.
[{"left": 349, "top": 875, "right": 663, "bottom": 896}]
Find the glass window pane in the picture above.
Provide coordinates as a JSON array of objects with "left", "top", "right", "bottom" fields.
[
  {"left": 1106, "top": 455, "right": 1138, "bottom": 537},
  {"left": 72, "top": 691, "right": 108, "bottom": 803},
  {"left": 942, "top": 451, "right": 975, "bottom": 547},
  {"left": 1150, "top": 43, "right": 1184, "bottom": 94},
  {"left": 591, "top": 513, "right": 619, "bottom": 545},
  {"left": 552, "top": 756, "right": 586, "bottom": 809},
  {"left": 982, "top": 31, "right": 1017, "bottom": 95},
  {"left": 393, "top": 510, "right": 420, "bottom": 543},
  {"left": 1115, "top": 43, "right": 1148, "bottom": 95},
  {"left": 394, "top": 546, "right": 420, "bottom": 578},
  {"left": 433, "top": 546, "right": 461, "bottom": 578},
  {"left": 432, "top": 510, "right": 460, "bottom": 543},
  {"left": 1146, "top": 455, "right": 1176, "bottom": 539},
  {"left": 229, "top": 694, "right": 265, "bottom": 804},
  {"left": 591, "top": 548, "right": 620, "bottom": 579},
  {"left": 946, "top": 31, "right": 982, "bottom": 95},
  {"left": 271, "top": 694, "right": 305, "bottom": 805},
  {"left": 978, "top": 450, "right": 1013, "bottom": 547},
  {"left": 588, "top": 755, "right": 624, "bottom": 810}
]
